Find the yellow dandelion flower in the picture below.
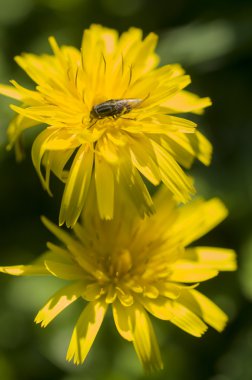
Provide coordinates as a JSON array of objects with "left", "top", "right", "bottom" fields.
[
  {"left": 0, "top": 188, "right": 236, "bottom": 372},
  {"left": 0, "top": 25, "right": 212, "bottom": 227}
]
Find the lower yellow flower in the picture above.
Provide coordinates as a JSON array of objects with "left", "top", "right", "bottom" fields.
[{"left": 0, "top": 189, "right": 236, "bottom": 372}]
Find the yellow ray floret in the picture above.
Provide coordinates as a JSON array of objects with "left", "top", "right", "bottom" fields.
[
  {"left": 0, "top": 189, "right": 236, "bottom": 372},
  {"left": 0, "top": 25, "right": 212, "bottom": 227}
]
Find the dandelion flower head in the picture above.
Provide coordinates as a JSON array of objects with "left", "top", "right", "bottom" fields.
[
  {"left": 0, "top": 25, "right": 212, "bottom": 227},
  {"left": 0, "top": 188, "right": 236, "bottom": 372}
]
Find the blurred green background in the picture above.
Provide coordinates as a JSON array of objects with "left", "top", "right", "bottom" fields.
[{"left": 0, "top": 0, "right": 251, "bottom": 379}]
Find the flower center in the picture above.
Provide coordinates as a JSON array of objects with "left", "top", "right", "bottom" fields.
[
  {"left": 81, "top": 228, "right": 171, "bottom": 305},
  {"left": 107, "top": 249, "right": 133, "bottom": 280}
]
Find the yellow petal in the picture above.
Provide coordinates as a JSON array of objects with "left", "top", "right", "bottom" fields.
[
  {"left": 89, "top": 24, "right": 118, "bottom": 54},
  {"left": 151, "top": 139, "right": 195, "bottom": 203},
  {"left": 121, "top": 120, "right": 176, "bottom": 135},
  {"left": 48, "top": 36, "right": 66, "bottom": 68},
  {"left": 162, "top": 91, "right": 212, "bottom": 115},
  {"left": 7, "top": 114, "right": 39, "bottom": 151},
  {"left": 35, "top": 281, "right": 85, "bottom": 327},
  {"left": 118, "top": 160, "right": 154, "bottom": 217},
  {"left": 14, "top": 54, "right": 50, "bottom": 85},
  {"left": 43, "top": 217, "right": 102, "bottom": 279},
  {"left": 134, "top": 32, "right": 159, "bottom": 74},
  {"left": 187, "top": 131, "right": 212, "bottom": 166},
  {"left": 0, "top": 83, "right": 22, "bottom": 100},
  {"left": 119, "top": 26, "right": 142, "bottom": 44},
  {"left": 31, "top": 128, "right": 59, "bottom": 194},
  {"left": 0, "top": 251, "right": 54, "bottom": 276},
  {"left": 59, "top": 144, "right": 93, "bottom": 227},
  {"left": 163, "top": 130, "right": 212, "bottom": 168},
  {"left": 82, "top": 283, "right": 104, "bottom": 301},
  {"left": 140, "top": 297, "right": 174, "bottom": 320},
  {"left": 44, "top": 260, "right": 85, "bottom": 280},
  {"left": 43, "top": 148, "right": 75, "bottom": 188},
  {"left": 95, "top": 155, "right": 114, "bottom": 220},
  {"left": 46, "top": 242, "right": 74, "bottom": 263},
  {"left": 10, "top": 80, "right": 43, "bottom": 104},
  {"left": 66, "top": 300, "right": 108, "bottom": 364},
  {"left": 112, "top": 300, "right": 134, "bottom": 341},
  {"left": 169, "top": 262, "right": 218, "bottom": 282},
  {"left": 156, "top": 283, "right": 182, "bottom": 299},
  {"left": 129, "top": 134, "right": 161, "bottom": 185},
  {"left": 185, "top": 247, "right": 237, "bottom": 271},
  {"left": 130, "top": 73, "right": 190, "bottom": 110},
  {"left": 10, "top": 104, "right": 57, "bottom": 125},
  {"left": 116, "top": 287, "right": 134, "bottom": 306},
  {"left": 98, "top": 134, "right": 120, "bottom": 164},
  {"left": 173, "top": 198, "right": 228, "bottom": 246},
  {"left": 41, "top": 216, "right": 78, "bottom": 247},
  {"left": 129, "top": 304, "right": 164, "bottom": 372},
  {"left": 170, "top": 302, "right": 208, "bottom": 337},
  {"left": 0, "top": 263, "right": 48, "bottom": 276},
  {"left": 179, "top": 289, "right": 228, "bottom": 332}
]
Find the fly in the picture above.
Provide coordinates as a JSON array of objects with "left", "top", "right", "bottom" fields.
[{"left": 90, "top": 98, "right": 143, "bottom": 121}]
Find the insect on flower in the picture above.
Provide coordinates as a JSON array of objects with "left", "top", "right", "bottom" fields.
[
  {"left": 91, "top": 98, "right": 142, "bottom": 119},
  {"left": 90, "top": 97, "right": 146, "bottom": 124}
]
